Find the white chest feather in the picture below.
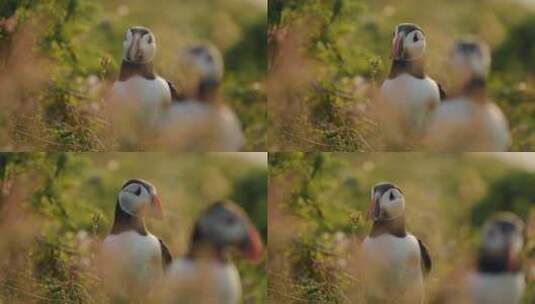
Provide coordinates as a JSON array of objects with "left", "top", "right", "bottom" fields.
[
  {"left": 111, "top": 75, "right": 171, "bottom": 117},
  {"left": 379, "top": 74, "right": 441, "bottom": 134},
  {"left": 362, "top": 234, "right": 424, "bottom": 302},
  {"left": 101, "top": 231, "right": 163, "bottom": 289},
  {"left": 426, "top": 98, "right": 510, "bottom": 151},
  {"left": 164, "top": 258, "right": 241, "bottom": 304},
  {"left": 467, "top": 272, "right": 525, "bottom": 304},
  {"left": 158, "top": 101, "right": 244, "bottom": 151}
]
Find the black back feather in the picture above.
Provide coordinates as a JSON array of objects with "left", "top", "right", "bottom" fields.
[
  {"left": 159, "top": 239, "right": 173, "bottom": 271},
  {"left": 418, "top": 239, "right": 432, "bottom": 275}
]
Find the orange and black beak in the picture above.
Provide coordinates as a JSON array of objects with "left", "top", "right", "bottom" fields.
[
  {"left": 240, "top": 224, "right": 264, "bottom": 263},
  {"left": 150, "top": 194, "right": 163, "bottom": 219},
  {"left": 392, "top": 33, "right": 404, "bottom": 59},
  {"left": 367, "top": 198, "right": 379, "bottom": 221}
]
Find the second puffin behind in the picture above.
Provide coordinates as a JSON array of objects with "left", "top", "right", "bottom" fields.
[
  {"left": 425, "top": 39, "right": 510, "bottom": 151},
  {"left": 157, "top": 45, "right": 245, "bottom": 151},
  {"left": 161, "top": 200, "right": 264, "bottom": 304},
  {"left": 466, "top": 213, "right": 525, "bottom": 304}
]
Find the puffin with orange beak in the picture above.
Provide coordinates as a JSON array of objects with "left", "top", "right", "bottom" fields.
[
  {"left": 377, "top": 23, "right": 444, "bottom": 147},
  {"left": 101, "top": 178, "right": 172, "bottom": 300},
  {"left": 163, "top": 200, "right": 263, "bottom": 304},
  {"left": 110, "top": 26, "right": 179, "bottom": 124},
  {"left": 361, "top": 182, "right": 431, "bottom": 303}
]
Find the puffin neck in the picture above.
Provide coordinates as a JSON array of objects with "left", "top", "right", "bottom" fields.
[
  {"left": 388, "top": 58, "right": 425, "bottom": 79},
  {"left": 194, "top": 78, "right": 220, "bottom": 103},
  {"left": 462, "top": 77, "right": 487, "bottom": 103},
  {"left": 369, "top": 216, "right": 406, "bottom": 238},
  {"left": 118, "top": 59, "right": 156, "bottom": 81},
  {"left": 477, "top": 250, "right": 522, "bottom": 274},
  {"left": 185, "top": 224, "right": 229, "bottom": 264},
  {"left": 110, "top": 199, "right": 148, "bottom": 236}
]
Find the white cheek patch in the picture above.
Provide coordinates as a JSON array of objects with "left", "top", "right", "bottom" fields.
[
  {"left": 404, "top": 32, "right": 426, "bottom": 60},
  {"left": 510, "top": 234, "right": 523, "bottom": 253},
  {"left": 484, "top": 234, "right": 505, "bottom": 253},
  {"left": 450, "top": 47, "right": 491, "bottom": 79},
  {"left": 118, "top": 185, "right": 150, "bottom": 216},
  {"left": 220, "top": 224, "right": 246, "bottom": 243},
  {"left": 379, "top": 190, "right": 405, "bottom": 220}
]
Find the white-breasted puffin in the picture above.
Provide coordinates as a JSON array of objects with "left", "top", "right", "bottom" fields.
[
  {"left": 110, "top": 26, "right": 179, "bottom": 122},
  {"left": 425, "top": 39, "right": 510, "bottom": 151},
  {"left": 466, "top": 213, "right": 525, "bottom": 304},
  {"left": 361, "top": 182, "right": 431, "bottom": 303},
  {"left": 158, "top": 45, "right": 245, "bottom": 151},
  {"left": 377, "top": 23, "right": 444, "bottom": 147},
  {"left": 100, "top": 178, "right": 172, "bottom": 300},
  {"left": 162, "top": 200, "right": 263, "bottom": 304}
]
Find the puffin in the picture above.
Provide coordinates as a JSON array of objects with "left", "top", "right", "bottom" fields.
[
  {"left": 425, "top": 39, "right": 510, "bottom": 151},
  {"left": 110, "top": 26, "right": 179, "bottom": 123},
  {"left": 361, "top": 182, "right": 431, "bottom": 303},
  {"left": 157, "top": 45, "right": 245, "bottom": 151},
  {"left": 100, "top": 178, "right": 172, "bottom": 300},
  {"left": 466, "top": 213, "right": 525, "bottom": 304},
  {"left": 161, "top": 200, "right": 263, "bottom": 304},
  {"left": 376, "top": 23, "right": 443, "bottom": 147}
]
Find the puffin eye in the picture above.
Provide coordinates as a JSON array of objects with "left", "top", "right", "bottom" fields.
[
  {"left": 147, "top": 35, "right": 153, "bottom": 44},
  {"left": 413, "top": 33, "right": 419, "bottom": 42},
  {"left": 134, "top": 186, "right": 142, "bottom": 196}
]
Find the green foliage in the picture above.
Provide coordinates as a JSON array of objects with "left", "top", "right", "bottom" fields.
[
  {"left": 0, "top": 0, "right": 266, "bottom": 151},
  {"left": 471, "top": 171, "right": 535, "bottom": 226},
  {"left": 269, "top": 152, "right": 535, "bottom": 303},
  {"left": 493, "top": 15, "right": 535, "bottom": 79},
  {"left": 0, "top": 152, "right": 267, "bottom": 303},
  {"left": 268, "top": 0, "right": 535, "bottom": 151}
]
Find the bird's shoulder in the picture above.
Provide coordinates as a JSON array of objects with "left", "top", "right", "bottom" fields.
[
  {"left": 483, "top": 102, "right": 508, "bottom": 124},
  {"left": 432, "top": 98, "right": 472, "bottom": 120},
  {"left": 167, "top": 258, "right": 197, "bottom": 276},
  {"left": 381, "top": 74, "right": 441, "bottom": 102}
]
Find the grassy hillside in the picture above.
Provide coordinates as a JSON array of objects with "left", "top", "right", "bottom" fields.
[
  {"left": 0, "top": 152, "right": 267, "bottom": 303},
  {"left": 268, "top": 0, "right": 535, "bottom": 151},
  {"left": 268, "top": 152, "right": 535, "bottom": 303},
  {"left": 0, "top": 0, "right": 266, "bottom": 151}
]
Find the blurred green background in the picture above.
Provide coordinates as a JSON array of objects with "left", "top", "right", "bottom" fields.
[
  {"left": 0, "top": 152, "right": 267, "bottom": 303},
  {"left": 268, "top": 152, "right": 535, "bottom": 303},
  {"left": 268, "top": 0, "right": 535, "bottom": 151},
  {"left": 0, "top": 0, "right": 266, "bottom": 151}
]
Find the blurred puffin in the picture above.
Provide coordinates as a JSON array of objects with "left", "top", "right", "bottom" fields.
[
  {"left": 361, "top": 182, "right": 431, "bottom": 303},
  {"left": 100, "top": 179, "right": 172, "bottom": 300},
  {"left": 425, "top": 39, "right": 510, "bottom": 151},
  {"left": 162, "top": 200, "right": 263, "bottom": 304},
  {"left": 111, "top": 26, "right": 179, "bottom": 122},
  {"left": 377, "top": 23, "right": 444, "bottom": 147},
  {"left": 466, "top": 213, "right": 525, "bottom": 304},
  {"left": 158, "top": 45, "right": 244, "bottom": 151}
]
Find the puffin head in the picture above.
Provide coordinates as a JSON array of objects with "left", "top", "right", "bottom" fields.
[
  {"left": 180, "top": 44, "right": 224, "bottom": 99},
  {"left": 480, "top": 212, "right": 524, "bottom": 269},
  {"left": 122, "top": 26, "right": 156, "bottom": 64},
  {"left": 448, "top": 38, "right": 491, "bottom": 85},
  {"left": 118, "top": 178, "right": 163, "bottom": 219},
  {"left": 192, "top": 200, "right": 263, "bottom": 263},
  {"left": 391, "top": 23, "right": 426, "bottom": 61},
  {"left": 367, "top": 182, "right": 405, "bottom": 222}
]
